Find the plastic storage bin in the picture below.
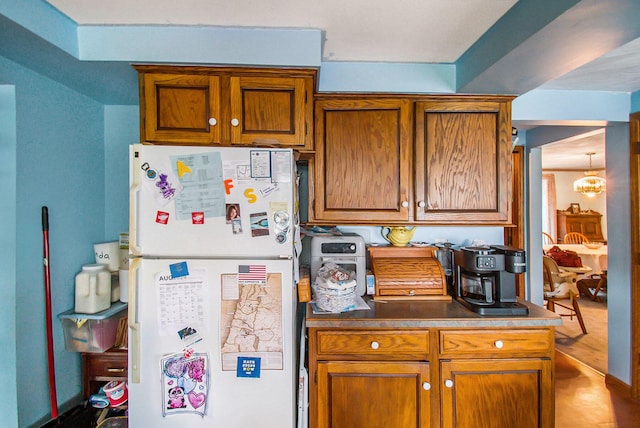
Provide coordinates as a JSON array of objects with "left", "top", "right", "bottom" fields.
[{"left": 58, "top": 301, "right": 127, "bottom": 353}]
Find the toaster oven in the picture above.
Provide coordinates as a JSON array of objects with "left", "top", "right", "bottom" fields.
[{"left": 310, "top": 233, "right": 367, "bottom": 296}]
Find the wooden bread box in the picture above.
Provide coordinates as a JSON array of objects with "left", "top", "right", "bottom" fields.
[{"left": 368, "top": 245, "right": 451, "bottom": 301}]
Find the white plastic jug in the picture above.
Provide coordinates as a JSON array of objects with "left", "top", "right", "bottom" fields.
[{"left": 75, "top": 264, "right": 111, "bottom": 314}]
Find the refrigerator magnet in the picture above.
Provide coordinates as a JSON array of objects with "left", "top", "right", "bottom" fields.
[
  {"left": 275, "top": 231, "right": 287, "bottom": 244},
  {"left": 237, "top": 356, "right": 261, "bottom": 378},
  {"left": 177, "top": 327, "right": 202, "bottom": 347},
  {"left": 170, "top": 261, "right": 189, "bottom": 278},
  {"left": 141, "top": 161, "right": 182, "bottom": 206},
  {"left": 259, "top": 183, "right": 277, "bottom": 197},
  {"left": 249, "top": 212, "right": 269, "bottom": 237},
  {"left": 155, "top": 211, "right": 170, "bottom": 225},
  {"left": 191, "top": 212, "right": 205, "bottom": 224},
  {"left": 232, "top": 218, "right": 243, "bottom": 234},
  {"left": 225, "top": 204, "right": 240, "bottom": 223}
]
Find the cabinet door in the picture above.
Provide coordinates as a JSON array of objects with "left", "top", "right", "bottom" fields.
[
  {"left": 230, "top": 76, "right": 313, "bottom": 148},
  {"left": 582, "top": 217, "right": 602, "bottom": 240},
  {"left": 313, "top": 98, "right": 412, "bottom": 223},
  {"left": 317, "top": 361, "right": 431, "bottom": 428},
  {"left": 141, "top": 73, "right": 221, "bottom": 144},
  {"left": 415, "top": 99, "right": 512, "bottom": 223},
  {"left": 440, "top": 358, "right": 554, "bottom": 428}
]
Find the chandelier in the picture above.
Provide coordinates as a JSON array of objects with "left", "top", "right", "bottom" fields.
[{"left": 573, "top": 152, "right": 606, "bottom": 198}]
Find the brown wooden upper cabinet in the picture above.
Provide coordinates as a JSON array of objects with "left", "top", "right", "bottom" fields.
[
  {"left": 135, "top": 65, "right": 316, "bottom": 149},
  {"left": 311, "top": 97, "right": 413, "bottom": 223},
  {"left": 415, "top": 97, "right": 514, "bottom": 224},
  {"left": 309, "top": 95, "right": 515, "bottom": 225}
]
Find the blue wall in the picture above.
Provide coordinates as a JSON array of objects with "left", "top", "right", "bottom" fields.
[
  {"left": 104, "top": 106, "right": 138, "bottom": 238},
  {"left": 632, "top": 90, "right": 640, "bottom": 112},
  {"left": 0, "top": 55, "right": 138, "bottom": 427},
  {"left": 0, "top": 84, "right": 19, "bottom": 427},
  {"left": 605, "top": 123, "right": 632, "bottom": 381}
]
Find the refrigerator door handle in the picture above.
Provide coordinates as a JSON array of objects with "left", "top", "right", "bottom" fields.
[
  {"left": 128, "top": 258, "right": 141, "bottom": 383},
  {"left": 129, "top": 145, "right": 142, "bottom": 256}
]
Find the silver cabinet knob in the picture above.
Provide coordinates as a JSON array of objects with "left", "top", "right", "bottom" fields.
[
  {"left": 401, "top": 200, "right": 409, "bottom": 208},
  {"left": 494, "top": 340, "right": 504, "bottom": 349},
  {"left": 445, "top": 379, "right": 453, "bottom": 388},
  {"left": 370, "top": 341, "right": 379, "bottom": 350},
  {"left": 208, "top": 118, "right": 217, "bottom": 126},
  {"left": 417, "top": 201, "right": 425, "bottom": 208},
  {"left": 231, "top": 118, "right": 240, "bottom": 127},
  {"left": 422, "top": 382, "right": 431, "bottom": 391}
]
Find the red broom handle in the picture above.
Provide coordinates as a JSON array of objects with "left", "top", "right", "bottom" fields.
[{"left": 42, "top": 206, "right": 58, "bottom": 419}]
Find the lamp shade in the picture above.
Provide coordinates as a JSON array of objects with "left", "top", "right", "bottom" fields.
[
  {"left": 573, "top": 172, "right": 606, "bottom": 198},
  {"left": 573, "top": 152, "right": 606, "bottom": 198}
]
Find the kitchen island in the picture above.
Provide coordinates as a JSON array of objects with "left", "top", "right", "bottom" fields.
[{"left": 306, "top": 298, "right": 561, "bottom": 428}]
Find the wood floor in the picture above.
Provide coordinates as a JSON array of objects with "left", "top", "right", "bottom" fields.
[{"left": 555, "top": 351, "right": 640, "bottom": 427}]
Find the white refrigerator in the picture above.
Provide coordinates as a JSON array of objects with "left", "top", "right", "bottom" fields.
[{"left": 128, "top": 144, "right": 302, "bottom": 427}]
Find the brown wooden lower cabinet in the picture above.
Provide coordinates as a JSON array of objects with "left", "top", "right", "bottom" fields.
[
  {"left": 307, "top": 321, "right": 555, "bottom": 428},
  {"left": 317, "top": 361, "right": 431, "bottom": 427},
  {"left": 440, "top": 358, "right": 553, "bottom": 428},
  {"left": 82, "top": 347, "right": 128, "bottom": 399}
]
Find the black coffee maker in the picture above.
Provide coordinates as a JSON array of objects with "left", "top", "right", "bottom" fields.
[
  {"left": 453, "top": 245, "right": 529, "bottom": 316},
  {"left": 433, "top": 242, "right": 455, "bottom": 295}
]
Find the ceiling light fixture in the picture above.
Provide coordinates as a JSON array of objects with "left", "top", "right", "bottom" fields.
[{"left": 573, "top": 152, "right": 606, "bottom": 198}]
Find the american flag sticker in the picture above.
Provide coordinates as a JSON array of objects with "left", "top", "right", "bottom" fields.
[{"left": 238, "top": 265, "right": 267, "bottom": 284}]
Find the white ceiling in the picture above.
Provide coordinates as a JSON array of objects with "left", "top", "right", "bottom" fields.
[
  {"left": 43, "top": 0, "right": 638, "bottom": 169},
  {"left": 46, "top": 0, "right": 518, "bottom": 63},
  {"left": 540, "top": 129, "right": 606, "bottom": 170}
]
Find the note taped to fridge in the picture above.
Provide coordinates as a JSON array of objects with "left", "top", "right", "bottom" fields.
[
  {"left": 250, "top": 150, "right": 271, "bottom": 178},
  {"left": 170, "top": 151, "right": 225, "bottom": 221},
  {"left": 157, "top": 269, "right": 208, "bottom": 336},
  {"left": 161, "top": 352, "right": 209, "bottom": 417}
]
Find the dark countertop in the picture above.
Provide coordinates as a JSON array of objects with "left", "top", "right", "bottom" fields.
[{"left": 306, "top": 297, "right": 561, "bottom": 329}]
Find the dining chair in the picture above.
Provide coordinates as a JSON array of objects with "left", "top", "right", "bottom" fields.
[
  {"left": 542, "top": 231, "right": 555, "bottom": 245},
  {"left": 543, "top": 256, "right": 587, "bottom": 334},
  {"left": 563, "top": 232, "right": 590, "bottom": 244}
]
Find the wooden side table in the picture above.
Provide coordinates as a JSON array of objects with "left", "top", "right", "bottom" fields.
[{"left": 82, "top": 347, "right": 128, "bottom": 399}]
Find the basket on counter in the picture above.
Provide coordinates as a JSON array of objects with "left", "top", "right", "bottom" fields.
[
  {"left": 312, "top": 280, "right": 357, "bottom": 313},
  {"left": 312, "top": 262, "right": 358, "bottom": 313}
]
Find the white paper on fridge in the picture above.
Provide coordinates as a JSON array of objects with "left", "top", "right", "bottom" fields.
[
  {"left": 156, "top": 268, "right": 209, "bottom": 337},
  {"left": 170, "top": 151, "right": 226, "bottom": 221},
  {"left": 220, "top": 272, "right": 284, "bottom": 371},
  {"left": 161, "top": 351, "right": 210, "bottom": 417},
  {"left": 270, "top": 150, "right": 292, "bottom": 183}
]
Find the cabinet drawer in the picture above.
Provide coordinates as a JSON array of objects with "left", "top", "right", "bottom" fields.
[
  {"left": 85, "top": 353, "right": 128, "bottom": 379},
  {"left": 439, "top": 329, "right": 553, "bottom": 357},
  {"left": 316, "top": 330, "right": 429, "bottom": 359}
]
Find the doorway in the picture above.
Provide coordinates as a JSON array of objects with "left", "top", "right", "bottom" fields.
[
  {"left": 540, "top": 140, "right": 608, "bottom": 374},
  {"left": 528, "top": 121, "right": 637, "bottom": 399}
]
